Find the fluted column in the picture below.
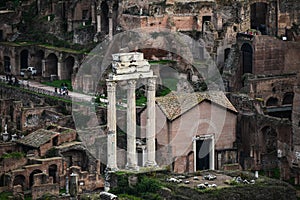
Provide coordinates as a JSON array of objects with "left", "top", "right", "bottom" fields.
[
  {"left": 145, "top": 78, "right": 158, "bottom": 167},
  {"left": 107, "top": 81, "right": 118, "bottom": 171},
  {"left": 126, "top": 80, "right": 138, "bottom": 170}
]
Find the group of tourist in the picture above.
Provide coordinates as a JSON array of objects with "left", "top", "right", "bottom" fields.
[{"left": 55, "top": 83, "right": 69, "bottom": 95}]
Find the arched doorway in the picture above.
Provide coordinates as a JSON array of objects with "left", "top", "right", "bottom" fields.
[
  {"left": 4, "top": 56, "right": 11, "bottom": 73},
  {"left": 45, "top": 53, "right": 58, "bottom": 77},
  {"left": 251, "top": 3, "right": 268, "bottom": 35},
  {"left": 101, "top": 1, "right": 109, "bottom": 34},
  {"left": 20, "top": 49, "right": 29, "bottom": 69},
  {"left": 241, "top": 43, "right": 253, "bottom": 74},
  {"left": 48, "top": 164, "right": 58, "bottom": 183},
  {"left": 266, "top": 97, "right": 278, "bottom": 107},
  {"left": 29, "top": 169, "right": 42, "bottom": 187},
  {"left": 282, "top": 92, "right": 294, "bottom": 105},
  {"left": 64, "top": 56, "right": 75, "bottom": 80},
  {"left": 13, "top": 175, "right": 25, "bottom": 189},
  {"left": 35, "top": 50, "right": 45, "bottom": 75}
]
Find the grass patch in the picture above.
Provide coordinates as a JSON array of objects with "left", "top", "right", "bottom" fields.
[
  {"left": 41, "top": 79, "right": 73, "bottom": 91},
  {"left": 1, "top": 152, "right": 25, "bottom": 159},
  {"left": 0, "top": 192, "right": 13, "bottom": 199}
]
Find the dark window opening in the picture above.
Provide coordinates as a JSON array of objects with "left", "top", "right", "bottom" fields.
[
  {"left": 282, "top": 92, "right": 294, "bottom": 105},
  {"left": 251, "top": 3, "right": 268, "bottom": 35},
  {"left": 241, "top": 43, "right": 253, "bottom": 74},
  {"left": 82, "top": 10, "right": 88, "bottom": 20},
  {"left": 266, "top": 97, "right": 278, "bottom": 107}
]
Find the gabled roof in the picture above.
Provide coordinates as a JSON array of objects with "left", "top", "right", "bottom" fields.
[
  {"left": 155, "top": 91, "right": 237, "bottom": 121},
  {"left": 17, "top": 129, "right": 59, "bottom": 148}
]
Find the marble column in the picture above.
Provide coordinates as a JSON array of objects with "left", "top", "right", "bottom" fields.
[
  {"left": 106, "top": 81, "right": 118, "bottom": 171},
  {"left": 91, "top": 4, "right": 96, "bottom": 24},
  {"left": 109, "top": 17, "right": 113, "bottom": 40},
  {"left": 126, "top": 80, "right": 138, "bottom": 170},
  {"left": 145, "top": 78, "right": 157, "bottom": 167},
  {"left": 97, "top": 14, "right": 101, "bottom": 32}
]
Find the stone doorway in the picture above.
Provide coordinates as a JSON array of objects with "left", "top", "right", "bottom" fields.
[
  {"left": 194, "top": 135, "right": 214, "bottom": 171},
  {"left": 20, "top": 49, "right": 29, "bottom": 69}
]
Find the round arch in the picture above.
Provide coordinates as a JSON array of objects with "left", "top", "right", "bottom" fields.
[
  {"left": 241, "top": 43, "right": 253, "bottom": 74},
  {"left": 45, "top": 53, "right": 58, "bottom": 78},
  {"left": 29, "top": 169, "right": 42, "bottom": 187},
  {"left": 282, "top": 92, "right": 294, "bottom": 105},
  {"left": 266, "top": 97, "right": 279, "bottom": 107},
  {"left": 64, "top": 56, "right": 75, "bottom": 80},
  {"left": 13, "top": 175, "right": 25, "bottom": 188},
  {"left": 35, "top": 50, "right": 45, "bottom": 75}
]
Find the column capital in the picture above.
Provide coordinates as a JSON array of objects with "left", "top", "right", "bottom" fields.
[
  {"left": 127, "top": 79, "right": 137, "bottom": 89},
  {"left": 106, "top": 81, "right": 117, "bottom": 92}
]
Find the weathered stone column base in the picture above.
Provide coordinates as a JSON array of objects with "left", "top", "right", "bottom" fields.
[
  {"left": 125, "top": 164, "right": 139, "bottom": 171},
  {"left": 144, "top": 161, "right": 158, "bottom": 168}
]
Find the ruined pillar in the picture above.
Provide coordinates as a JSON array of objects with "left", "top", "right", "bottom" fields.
[
  {"left": 57, "top": 61, "right": 63, "bottom": 80},
  {"left": 145, "top": 78, "right": 157, "bottom": 167},
  {"left": 97, "top": 14, "right": 101, "bottom": 32},
  {"left": 42, "top": 59, "right": 46, "bottom": 77},
  {"left": 106, "top": 81, "right": 118, "bottom": 171},
  {"left": 126, "top": 80, "right": 138, "bottom": 170},
  {"left": 91, "top": 4, "right": 96, "bottom": 24},
  {"left": 109, "top": 17, "right": 113, "bottom": 40}
]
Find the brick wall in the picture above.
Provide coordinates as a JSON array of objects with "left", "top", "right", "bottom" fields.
[
  {"left": 141, "top": 100, "right": 237, "bottom": 172},
  {"left": 32, "top": 184, "right": 59, "bottom": 200}
]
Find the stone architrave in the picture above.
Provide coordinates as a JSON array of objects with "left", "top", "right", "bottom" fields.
[
  {"left": 106, "top": 81, "right": 118, "bottom": 171},
  {"left": 145, "top": 77, "right": 157, "bottom": 167},
  {"left": 126, "top": 80, "right": 138, "bottom": 170}
]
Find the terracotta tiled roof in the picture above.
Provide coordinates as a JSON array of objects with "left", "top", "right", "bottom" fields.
[
  {"left": 17, "top": 129, "right": 59, "bottom": 148},
  {"left": 156, "top": 91, "right": 237, "bottom": 120}
]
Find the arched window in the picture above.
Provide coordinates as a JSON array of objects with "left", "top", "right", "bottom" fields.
[
  {"left": 282, "top": 92, "right": 294, "bottom": 105},
  {"left": 241, "top": 43, "right": 253, "bottom": 74},
  {"left": 266, "top": 97, "right": 278, "bottom": 107}
]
